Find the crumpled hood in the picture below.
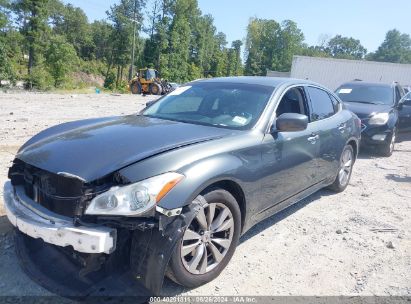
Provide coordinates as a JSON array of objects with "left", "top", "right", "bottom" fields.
[
  {"left": 344, "top": 102, "right": 392, "bottom": 119},
  {"left": 16, "top": 115, "right": 233, "bottom": 182}
]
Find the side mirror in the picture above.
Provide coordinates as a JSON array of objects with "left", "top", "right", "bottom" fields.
[{"left": 273, "top": 113, "right": 308, "bottom": 132}]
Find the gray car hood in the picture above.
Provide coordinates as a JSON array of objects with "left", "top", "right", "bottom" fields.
[{"left": 16, "top": 115, "right": 234, "bottom": 182}]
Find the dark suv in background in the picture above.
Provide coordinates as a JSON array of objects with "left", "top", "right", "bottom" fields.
[
  {"left": 336, "top": 81, "right": 405, "bottom": 156},
  {"left": 399, "top": 91, "right": 411, "bottom": 132}
]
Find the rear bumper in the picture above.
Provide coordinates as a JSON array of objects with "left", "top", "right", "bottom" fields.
[{"left": 3, "top": 181, "right": 116, "bottom": 254}]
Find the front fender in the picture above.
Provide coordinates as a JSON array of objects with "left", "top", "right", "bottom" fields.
[
  {"left": 118, "top": 133, "right": 264, "bottom": 211},
  {"left": 159, "top": 154, "right": 251, "bottom": 210}
]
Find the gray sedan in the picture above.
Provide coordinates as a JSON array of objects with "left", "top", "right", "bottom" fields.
[{"left": 4, "top": 77, "right": 361, "bottom": 295}]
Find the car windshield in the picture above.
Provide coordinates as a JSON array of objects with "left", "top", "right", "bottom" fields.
[
  {"left": 336, "top": 85, "right": 394, "bottom": 105},
  {"left": 143, "top": 82, "right": 274, "bottom": 130}
]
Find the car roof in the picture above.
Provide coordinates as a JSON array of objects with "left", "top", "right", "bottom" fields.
[
  {"left": 339, "top": 81, "right": 395, "bottom": 88},
  {"left": 189, "top": 76, "right": 320, "bottom": 88}
]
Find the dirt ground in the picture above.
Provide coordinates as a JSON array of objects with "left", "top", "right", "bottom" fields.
[{"left": 0, "top": 92, "right": 410, "bottom": 298}]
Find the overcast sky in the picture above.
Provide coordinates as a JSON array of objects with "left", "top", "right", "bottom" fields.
[{"left": 63, "top": 0, "right": 411, "bottom": 52}]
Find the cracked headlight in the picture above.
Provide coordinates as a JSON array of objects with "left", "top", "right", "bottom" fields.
[
  {"left": 368, "top": 112, "right": 389, "bottom": 125},
  {"left": 85, "top": 172, "right": 184, "bottom": 216}
]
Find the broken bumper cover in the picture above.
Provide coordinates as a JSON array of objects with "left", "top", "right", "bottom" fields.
[{"left": 3, "top": 181, "right": 116, "bottom": 254}]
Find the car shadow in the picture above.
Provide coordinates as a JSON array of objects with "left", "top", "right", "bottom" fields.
[
  {"left": 356, "top": 148, "right": 380, "bottom": 160},
  {"left": 238, "top": 189, "right": 334, "bottom": 244},
  {"left": 385, "top": 173, "right": 411, "bottom": 183}
]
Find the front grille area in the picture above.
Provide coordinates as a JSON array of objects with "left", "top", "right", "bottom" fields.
[{"left": 9, "top": 160, "right": 86, "bottom": 218}]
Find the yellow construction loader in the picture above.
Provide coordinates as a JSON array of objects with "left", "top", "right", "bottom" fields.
[{"left": 129, "top": 68, "right": 172, "bottom": 95}]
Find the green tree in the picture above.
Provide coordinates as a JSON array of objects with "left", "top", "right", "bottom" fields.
[
  {"left": 210, "top": 31, "right": 228, "bottom": 77},
  {"left": 90, "top": 20, "right": 113, "bottom": 61},
  {"left": 326, "top": 35, "right": 367, "bottom": 59},
  {"left": 168, "top": 13, "right": 190, "bottom": 81},
  {"left": 0, "top": 0, "right": 13, "bottom": 81},
  {"left": 0, "top": 43, "right": 14, "bottom": 80},
  {"left": 142, "top": 0, "right": 164, "bottom": 67},
  {"left": 230, "top": 40, "right": 243, "bottom": 75},
  {"left": 45, "top": 35, "right": 79, "bottom": 86},
  {"left": 28, "top": 56, "right": 53, "bottom": 89},
  {"left": 369, "top": 29, "right": 411, "bottom": 63},
  {"left": 274, "top": 20, "right": 304, "bottom": 71},
  {"left": 191, "top": 14, "right": 216, "bottom": 77},
  {"left": 2, "top": 0, "right": 246, "bottom": 88},
  {"left": 13, "top": 0, "right": 50, "bottom": 78},
  {"left": 106, "top": 0, "right": 145, "bottom": 87},
  {"left": 244, "top": 18, "right": 272, "bottom": 75},
  {"left": 300, "top": 44, "right": 330, "bottom": 58},
  {"left": 166, "top": 0, "right": 198, "bottom": 82},
  {"left": 245, "top": 18, "right": 305, "bottom": 75},
  {"left": 143, "top": 0, "right": 175, "bottom": 75},
  {"left": 143, "top": 0, "right": 241, "bottom": 82},
  {"left": 50, "top": 3, "right": 92, "bottom": 59}
]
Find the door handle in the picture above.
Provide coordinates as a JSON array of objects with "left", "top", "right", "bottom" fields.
[
  {"left": 307, "top": 134, "right": 319, "bottom": 144},
  {"left": 338, "top": 123, "right": 346, "bottom": 132}
]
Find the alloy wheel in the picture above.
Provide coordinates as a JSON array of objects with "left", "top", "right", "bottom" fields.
[
  {"left": 180, "top": 203, "right": 234, "bottom": 275},
  {"left": 338, "top": 148, "right": 353, "bottom": 186}
]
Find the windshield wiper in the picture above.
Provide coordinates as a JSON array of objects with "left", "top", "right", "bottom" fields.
[{"left": 346, "top": 100, "right": 380, "bottom": 105}]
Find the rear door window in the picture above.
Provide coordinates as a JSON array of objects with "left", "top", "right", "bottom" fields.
[{"left": 306, "top": 87, "right": 336, "bottom": 122}]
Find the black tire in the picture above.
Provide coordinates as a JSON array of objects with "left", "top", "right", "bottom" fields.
[
  {"left": 167, "top": 189, "right": 241, "bottom": 288},
  {"left": 130, "top": 82, "right": 142, "bottom": 94},
  {"left": 328, "top": 145, "right": 355, "bottom": 193},
  {"left": 378, "top": 128, "right": 396, "bottom": 157},
  {"left": 150, "top": 83, "right": 162, "bottom": 95}
]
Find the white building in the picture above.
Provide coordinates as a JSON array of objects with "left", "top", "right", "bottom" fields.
[{"left": 282, "top": 56, "right": 411, "bottom": 90}]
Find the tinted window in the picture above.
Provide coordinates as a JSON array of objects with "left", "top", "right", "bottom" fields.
[
  {"left": 276, "top": 87, "right": 307, "bottom": 116},
  {"left": 307, "top": 87, "right": 335, "bottom": 121},
  {"left": 143, "top": 82, "right": 274, "bottom": 130},
  {"left": 336, "top": 84, "right": 393, "bottom": 105}
]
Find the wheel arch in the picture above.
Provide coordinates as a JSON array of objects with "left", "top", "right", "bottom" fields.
[
  {"left": 199, "top": 179, "right": 247, "bottom": 233},
  {"left": 346, "top": 137, "right": 359, "bottom": 159}
]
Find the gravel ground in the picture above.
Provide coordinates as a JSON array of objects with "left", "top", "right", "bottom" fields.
[{"left": 0, "top": 92, "right": 410, "bottom": 299}]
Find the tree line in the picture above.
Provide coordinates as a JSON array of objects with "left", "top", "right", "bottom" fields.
[
  {"left": 0, "top": 0, "right": 410, "bottom": 90},
  {"left": 244, "top": 18, "right": 411, "bottom": 75}
]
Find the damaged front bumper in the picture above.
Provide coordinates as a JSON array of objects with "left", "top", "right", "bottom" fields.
[
  {"left": 3, "top": 181, "right": 200, "bottom": 296},
  {"left": 3, "top": 181, "right": 116, "bottom": 254}
]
